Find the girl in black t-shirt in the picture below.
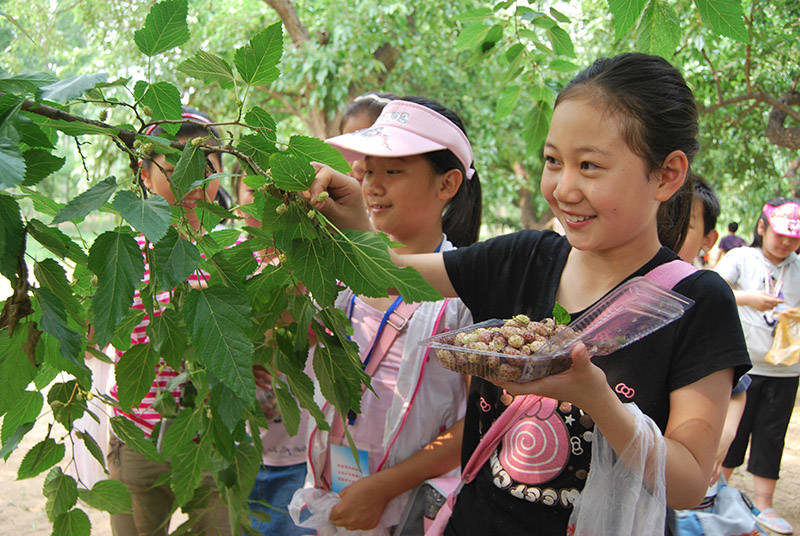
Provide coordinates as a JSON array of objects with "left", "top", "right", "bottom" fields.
[{"left": 307, "top": 53, "right": 750, "bottom": 535}]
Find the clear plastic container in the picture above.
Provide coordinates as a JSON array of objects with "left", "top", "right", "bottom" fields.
[{"left": 422, "top": 276, "right": 694, "bottom": 382}]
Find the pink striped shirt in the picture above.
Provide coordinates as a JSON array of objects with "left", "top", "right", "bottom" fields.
[{"left": 110, "top": 234, "right": 206, "bottom": 436}]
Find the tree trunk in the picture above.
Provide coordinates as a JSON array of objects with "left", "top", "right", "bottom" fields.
[
  {"left": 766, "top": 91, "right": 800, "bottom": 149},
  {"left": 513, "top": 162, "right": 552, "bottom": 230},
  {"left": 261, "top": 0, "right": 310, "bottom": 46}
]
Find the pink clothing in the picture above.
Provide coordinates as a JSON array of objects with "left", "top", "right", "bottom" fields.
[
  {"left": 331, "top": 297, "right": 406, "bottom": 473},
  {"left": 109, "top": 235, "right": 206, "bottom": 436}
]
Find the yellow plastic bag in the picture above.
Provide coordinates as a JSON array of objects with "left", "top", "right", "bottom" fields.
[{"left": 765, "top": 307, "right": 800, "bottom": 366}]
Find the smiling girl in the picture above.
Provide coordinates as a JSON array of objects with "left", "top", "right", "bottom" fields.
[
  {"left": 307, "top": 54, "right": 751, "bottom": 535},
  {"left": 296, "top": 97, "right": 481, "bottom": 534}
]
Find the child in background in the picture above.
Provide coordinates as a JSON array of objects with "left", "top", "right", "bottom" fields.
[
  {"left": 716, "top": 198, "right": 800, "bottom": 535},
  {"left": 676, "top": 175, "right": 751, "bottom": 508},
  {"left": 235, "top": 175, "right": 315, "bottom": 536},
  {"left": 339, "top": 92, "right": 398, "bottom": 182},
  {"left": 108, "top": 108, "right": 231, "bottom": 536},
  {"left": 296, "top": 97, "right": 481, "bottom": 534},
  {"left": 307, "top": 53, "right": 751, "bottom": 535}
]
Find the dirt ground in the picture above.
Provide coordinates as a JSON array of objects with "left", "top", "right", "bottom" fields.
[{"left": 2, "top": 395, "right": 799, "bottom": 535}]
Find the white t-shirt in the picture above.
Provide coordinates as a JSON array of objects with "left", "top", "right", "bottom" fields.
[{"left": 715, "top": 246, "right": 800, "bottom": 377}]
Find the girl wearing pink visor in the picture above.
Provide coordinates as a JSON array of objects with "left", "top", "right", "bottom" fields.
[
  {"left": 295, "top": 97, "right": 481, "bottom": 533},
  {"left": 715, "top": 198, "right": 800, "bottom": 535}
]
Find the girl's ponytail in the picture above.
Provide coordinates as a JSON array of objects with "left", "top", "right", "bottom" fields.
[
  {"left": 443, "top": 168, "right": 482, "bottom": 247},
  {"left": 400, "top": 95, "right": 483, "bottom": 247}
]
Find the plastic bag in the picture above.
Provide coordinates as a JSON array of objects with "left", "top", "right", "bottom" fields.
[
  {"left": 673, "top": 477, "right": 766, "bottom": 535},
  {"left": 288, "top": 488, "right": 390, "bottom": 536},
  {"left": 568, "top": 403, "right": 666, "bottom": 536},
  {"left": 765, "top": 307, "right": 800, "bottom": 366}
]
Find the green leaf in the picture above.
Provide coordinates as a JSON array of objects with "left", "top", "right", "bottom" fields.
[
  {"left": 22, "top": 149, "right": 65, "bottom": 186},
  {"left": 461, "top": 7, "right": 494, "bottom": 23},
  {"left": 52, "top": 176, "right": 117, "bottom": 225},
  {"left": 0, "top": 72, "right": 57, "bottom": 94},
  {"left": 284, "top": 238, "right": 339, "bottom": 306},
  {"left": 77, "top": 479, "right": 132, "bottom": 514},
  {"left": 549, "top": 59, "right": 579, "bottom": 73},
  {"left": 456, "top": 23, "right": 490, "bottom": 51},
  {"left": 549, "top": 7, "right": 570, "bottom": 23},
  {"left": 0, "top": 136, "right": 25, "bottom": 188},
  {"left": 115, "top": 344, "right": 160, "bottom": 411},
  {"left": 237, "top": 133, "right": 277, "bottom": 172},
  {"left": 152, "top": 227, "right": 202, "bottom": 291},
  {"left": 169, "top": 142, "right": 206, "bottom": 201},
  {"left": 330, "top": 230, "right": 442, "bottom": 303},
  {"left": 269, "top": 153, "right": 314, "bottom": 192},
  {"left": 26, "top": 115, "right": 114, "bottom": 137},
  {"left": 636, "top": 1, "right": 681, "bottom": 58},
  {"left": 0, "top": 328, "right": 38, "bottom": 414},
  {"left": 693, "top": 0, "right": 748, "bottom": 42},
  {"left": 608, "top": 0, "right": 648, "bottom": 39},
  {"left": 494, "top": 85, "right": 521, "bottom": 121},
  {"left": 52, "top": 508, "right": 91, "bottom": 536},
  {"left": 37, "top": 331, "right": 92, "bottom": 389},
  {"left": 88, "top": 230, "right": 144, "bottom": 347},
  {"left": 1, "top": 390, "right": 42, "bottom": 444},
  {"left": 146, "top": 308, "right": 188, "bottom": 370},
  {"left": 43, "top": 467, "right": 78, "bottom": 521},
  {"left": 0, "top": 193, "right": 24, "bottom": 281},
  {"left": 161, "top": 408, "right": 202, "bottom": 458},
  {"left": 47, "top": 380, "right": 87, "bottom": 429},
  {"left": 17, "top": 438, "right": 65, "bottom": 479},
  {"left": 20, "top": 187, "right": 63, "bottom": 218},
  {"left": 546, "top": 25, "right": 575, "bottom": 57},
  {"left": 133, "top": 81, "right": 181, "bottom": 136},
  {"left": 170, "top": 434, "right": 211, "bottom": 506},
  {"left": 133, "top": 0, "right": 190, "bottom": 56},
  {"left": 210, "top": 379, "right": 247, "bottom": 431},
  {"left": 112, "top": 191, "right": 171, "bottom": 244},
  {"left": 245, "top": 265, "right": 291, "bottom": 306},
  {"left": 227, "top": 440, "right": 261, "bottom": 503},
  {"left": 521, "top": 102, "right": 551, "bottom": 155},
  {"left": 287, "top": 135, "right": 351, "bottom": 174},
  {"left": 0, "top": 422, "right": 34, "bottom": 461},
  {"left": 74, "top": 430, "right": 107, "bottom": 474},
  {"left": 234, "top": 22, "right": 283, "bottom": 87},
  {"left": 16, "top": 115, "right": 56, "bottom": 149},
  {"left": 40, "top": 73, "right": 108, "bottom": 102},
  {"left": 27, "top": 219, "right": 88, "bottom": 265},
  {"left": 313, "top": 333, "right": 367, "bottom": 421},
  {"left": 273, "top": 380, "right": 300, "bottom": 435},
  {"left": 37, "top": 287, "right": 83, "bottom": 364},
  {"left": 35, "top": 259, "right": 84, "bottom": 325},
  {"left": 178, "top": 51, "right": 235, "bottom": 89},
  {"left": 183, "top": 287, "right": 255, "bottom": 401},
  {"left": 109, "top": 416, "right": 160, "bottom": 461}
]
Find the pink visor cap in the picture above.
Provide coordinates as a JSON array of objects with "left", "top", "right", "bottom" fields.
[
  {"left": 326, "top": 100, "right": 475, "bottom": 179},
  {"left": 763, "top": 201, "right": 800, "bottom": 238}
]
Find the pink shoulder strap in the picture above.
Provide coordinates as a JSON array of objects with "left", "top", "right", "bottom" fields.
[{"left": 644, "top": 259, "right": 697, "bottom": 289}]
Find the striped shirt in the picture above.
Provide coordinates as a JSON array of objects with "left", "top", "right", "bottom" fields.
[{"left": 110, "top": 234, "right": 206, "bottom": 436}]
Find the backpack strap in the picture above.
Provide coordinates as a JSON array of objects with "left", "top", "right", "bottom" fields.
[{"left": 644, "top": 259, "right": 698, "bottom": 289}]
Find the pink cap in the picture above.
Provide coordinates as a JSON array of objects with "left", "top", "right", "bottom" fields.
[
  {"left": 763, "top": 201, "right": 800, "bottom": 238},
  {"left": 326, "top": 100, "right": 475, "bottom": 179}
]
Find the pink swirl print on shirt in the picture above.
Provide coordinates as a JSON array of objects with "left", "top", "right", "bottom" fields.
[{"left": 499, "top": 397, "right": 569, "bottom": 484}]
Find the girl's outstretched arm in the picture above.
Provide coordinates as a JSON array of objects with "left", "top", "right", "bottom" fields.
[
  {"left": 498, "top": 344, "right": 733, "bottom": 508},
  {"left": 308, "top": 163, "right": 458, "bottom": 298},
  {"left": 328, "top": 419, "right": 464, "bottom": 531}
]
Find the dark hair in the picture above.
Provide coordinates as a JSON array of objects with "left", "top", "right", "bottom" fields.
[
  {"left": 692, "top": 174, "right": 720, "bottom": 235},
  {"left": 340, "top": 92, "right": 398, "bottom": 134},
  {"left": 142, "top": 106, "right": 231, "bottom": 211},
  {"left": 751, "top": 196, "right": 796, "bottom": 248},
  {"left": 399, "top": 95, "right": 482, "bottom": 246},
  {"left": 728, "top": 222, "right": 739, "bottom": 233},
  {"left": 556, "top": 53, "right": 699, "bottom": 252}
]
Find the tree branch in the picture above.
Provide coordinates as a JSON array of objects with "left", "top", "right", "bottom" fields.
[
  {"left": 260, "top": 0, "right": 310, "bottom": 46},
  {"left": 697, "top": 93, "right": 760, "bottom": 115},
  {"left": 701, "top": 48, "right": 723, "bottom": 103}
]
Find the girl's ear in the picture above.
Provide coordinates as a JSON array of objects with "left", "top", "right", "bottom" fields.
[
  {"left": 438, "top": 168, "right": 463, "bottom": 202},
  {"left": 654, "top": 150, "right": 689, "bottom": 202},
  {"left": 756, "top": 218, "right": 767, "bottom": 237}
]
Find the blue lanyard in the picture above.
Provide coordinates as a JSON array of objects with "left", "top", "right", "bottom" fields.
[{"left": 344, "top": 240, "right": 442, "bottom": 425}]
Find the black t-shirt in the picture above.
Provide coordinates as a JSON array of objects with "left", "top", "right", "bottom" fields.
[{"left": 441, "top": 230, "right": 751, "bottom": 536}]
